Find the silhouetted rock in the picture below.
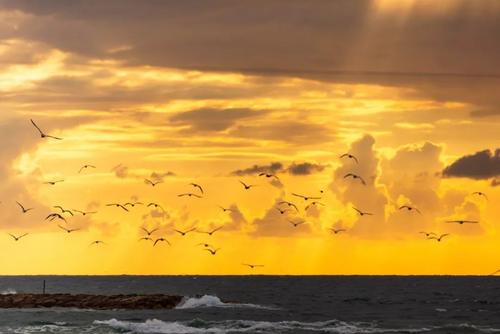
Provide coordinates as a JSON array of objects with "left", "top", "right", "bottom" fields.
[{"left": 0, "top": 294, "right": 183, "bottom": 309}]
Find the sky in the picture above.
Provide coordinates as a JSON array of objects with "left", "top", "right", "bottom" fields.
[{"left": 0, "top": 0, "right": 499, "bottom": 275}]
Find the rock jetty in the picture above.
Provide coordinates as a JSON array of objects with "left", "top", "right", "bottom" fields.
[{"left": 0, "top": 293, "right": 184, "bottom": 309}]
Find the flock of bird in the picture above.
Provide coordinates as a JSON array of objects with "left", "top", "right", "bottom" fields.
[{"left": 3, "top": 120, "right": 493, "bottom": 272}]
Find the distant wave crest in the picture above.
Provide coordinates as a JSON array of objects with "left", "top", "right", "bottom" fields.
[
  {"left": 1, "top": 288, "right": 17, "bottom": 295},
  {"left": 175, "top": 294, "right": 279, "bottom": 310}
]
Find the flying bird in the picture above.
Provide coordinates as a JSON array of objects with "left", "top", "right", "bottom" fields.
[
  {"left": 58, "top": 225, "right": 80, "bottom": 233},
  {"left": 145, "top": 179, "right": 163, "bottom": 187},
  {"left": 276, "top": 207, "right": 290, "bottom": 215},
  {"left": 124, "top": 201, "right": 144, "bottom": 208},
  {"left": 344, "top": 173, "right": 366, "bottom": 185},
  {"left": 30, "top": 119, "right": 63, "bottom": 140},
  {"left": 239, "top": 181, "right": 256, "bottom": 190},
  {"left": 46, "top": 213, "right": 67, "bottom": 223},
  {"left": 204, "top": 248, "right": 221, "bottom": 255},
  {"left": 198, "top": 226, "right": 223, "bottom": 236},
  {"left": 16, "top": 201, "right": 33, "bottom": 214},
  {"left": 258, "top": 173, "right": 280, "bottom": 180},
  {"left": 472, "top": 192, "right": 488, "bottom": 200},
  {"left": 218, "top": 206, "right": 234, "bottom": 213},
  {"left": 278, "top": 201, "right": 299, "bottom": 212},
  {"left": 54, "top": 206, "right": 74, "bottom": 216},
  {"left": 8, "top": 233, "right": 28, "bottom": 241},
  {"left": 197, "top": 243, "right": 214, "bottom": 248},
  {"left": 289, "top": 220, "right": 306, "bottom": 228},
  {"left": 106, "top": 203, "right": 129, "bottom": 212},
  {"left": 141, "top": 227, "right": 159, "bottom": 236},
  {"left": 154, "top": 238, "right": 171, "bottom": 246},
  {"left": 291, "top": 193, "right": 322, "bottom": 201},
  {"left": 147, "top": 202, "right": 164, "bottom": 211},
  {"left": 243, "top": 263, "right": 264, "bottom": 269},
  {"left": 44, "top": 180, "right": 64, "bottom": 185},
  {"left": 79, "top": 165, "right": 96, "bottom": 173},
  {"left": 178, "top": 193, "right": 203, "bottom": 198},
  {"left": 139, "top": 237, "right": 154, "bottom": 242},
  {"left": 446, "top": 220, "right": 479, "bottom": 225},
  {"left": 330, "top": 228, "right": 347, "bottom": 234},
  {"left": 190, "top": 183, "right": 204, "bottom": 194},
  {"left": 340, "top": 153, "right": 359, "bottom": 164},
  {"left": 399, "top": 205, "right": 421, "bottom": 214},
  {"left": 174, "top": 227, "right": 197, "bottom": 236},
  {"left": 427, "top": 234, "right": 450, "bottom": 242},
  {"left": 419, "top": 231, "right": 437, "bottom": 238},
  {"left": 89, "top": 240, "right": 105, "bottom": 246},
  {"left": 353, "top": 207, "right": 373, "bottom": 216},
  {"left": 73, "top": 209, "right": 97, "bottom": 216},
  {"left": 305, "top": 201, "right": 325, "bottom": 211}
]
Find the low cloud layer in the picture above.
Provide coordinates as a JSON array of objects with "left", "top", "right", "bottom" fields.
[{"left": 443, "top": 149, "right": 500, "bottom": 179}]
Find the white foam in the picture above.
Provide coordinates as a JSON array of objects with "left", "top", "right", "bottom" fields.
[
  {"left": 175, "top": 295, "right": 279, "bottom": 310},
  {"left": 1, "top": 288, "right": 16, "bottom": 295}
]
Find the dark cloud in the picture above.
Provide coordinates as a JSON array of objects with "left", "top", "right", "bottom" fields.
[
  {"left": 231, "top": 162, "right": 284, "bottom": 176},
  {"left": 287, "top": 162, "right": 327, "bottom": 175},
  {"left": 170, "top": 108, "right": 264, "bottom": 132},
  {"left": 443, "top": 149, "right": 500, "bottom": 179}
]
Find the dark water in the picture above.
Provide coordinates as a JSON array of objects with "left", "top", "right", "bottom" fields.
[{"left": 0, "top": 276, "right": 499, "bottom": 333}]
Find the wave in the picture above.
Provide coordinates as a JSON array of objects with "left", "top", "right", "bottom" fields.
[
  {"left": 1, "top": 288, "right": 17, "bottom": 295},
  {"left": 175, "top": 295, "right": 279, "bottom": 310}
]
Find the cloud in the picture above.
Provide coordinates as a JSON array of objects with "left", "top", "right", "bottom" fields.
[
  {"left": 287, "top": 162, "right": 327, "bottom": 175},
  {"left": 443, "top": 149, "right": 500, "bottom": 179},
  {"left": 170, "top": 108, "right": 265, "bottom": 133},
  {"left": 230, "top": 162, "right": 284, "bottom": 176}
]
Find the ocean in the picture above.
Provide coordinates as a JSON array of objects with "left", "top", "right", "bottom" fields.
[{"left": 0, "top": 276, "right": 499, "bottom": 333}]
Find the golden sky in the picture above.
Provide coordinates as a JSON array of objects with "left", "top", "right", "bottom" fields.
[{"left": 0, "top": 0, "right": 499, "bottom": 275}]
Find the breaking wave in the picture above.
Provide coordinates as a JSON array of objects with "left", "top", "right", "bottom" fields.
[{"left": 175, "top": 295, "right": 279, "bottom": 310}]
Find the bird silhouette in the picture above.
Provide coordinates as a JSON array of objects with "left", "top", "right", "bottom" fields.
[
  {"left": 139, "top": 237, "right": 154, "bottom": 242},
  {"left": 46, "top": 213, "right": 67, "bottom": 223},
  {"left": 340, "top": 153, "right": 359, "bottom": 164},
  {"left": 124, "top": 201, "right": 144, "bottom": 208},
  {"left": 330, "top": 228, "right": 347, "bottom": 234},
  {"left": 204, "top": 248, "right": 221, "bottom": 255},
  {"left": 305, "top": 201, "right": 325, "bottom": 211},
  {"left": 427, "top": 234, "right": 449, "bottom": 242},
  {"left": 8, "top": 233, "right": 28, "bottom": 241},
  {"left": 344, "top": 173, "right": 366, "bottom": 185},
  {"left": 44, "top": 180, "right": 64, "bottom": 185},
  {"left": 277, "top": 207, "right": 290, "bottom": 215},
  {"left": 78, "top": 165, "right": 96, "bottom": 173},
  {"left": 30, "top": 119, "right": 63, "bottom": 140},
  {"left": 198, "top": 226, "right": 223, "bottom": 236},
  {"left": 278, "top": 201, "right": 299, "bottom": 212},
  {"left": 174, "top": 227, "right": 196, "bottom": 236},
  {"left": 197, "top": 243, "right": 214, "bottom": 248},
  {"left": 218, "top": 206, "right": 234, "bottom": 213},
  {"left": 258, "top": 173, "right": 280, "bottom": 180},
  {"left": 106, "top": 203, "right": 129, "bottom": 211},
  {"left": 141, "top": 227, "right": 159, "bottom": 236},
  {"left": 353, "top": 207, "right": 373, "bottom": 216},
  {"left": 147, "top": 202, "right": 164, "bottom": 211},
  {"left": 89, "top": 240, "right": 105, "bottom": 246},
  {"left": 446, "top": 220, "right": 479, "bottom": 225},
  {"left": 145, "top": 179, "right": 163, "bottom": 187},
  {"left": 289, "top": 220, "right": 306, "bottom": 227},
  {"left": 472, "top": 192, "right": 488, "bottom": 200},
  {"left": 73, "top": 209, "right": 97, "bottom": 216},
  {"left": 16, "top": 201, "right": 33, "bottom": 214},
  {"left": 58, "top": 225, "right": 80, "bottom": 233},
  {"left": 243, "top": 263, "right": 264, "bottom": 269},
  {"left": 419, "top": 231, "right": 437, "bottom": 238},
  {"left": 399, "top": 205, "right": 421, "bottom": 214},
  {"left": 154, "top": 238, "right": 171, "bottom": 246},
  {"left": 239, "top": 181, "right": 256, "bottom": 190},
  {"left": 291, "top": 193, "right": 322, "bottom": 201},
  {"left": 190, "top": 183, "right": 204, "bottom": 194},
  {"left": 54, "top": 206, "right": 74, "bottom": 216},
  {"left": 178, "top": 193, "right": 203, "bottom": 198}
]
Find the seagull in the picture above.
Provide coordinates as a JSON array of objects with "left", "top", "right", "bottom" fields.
[
  {"left": 419, "top": 231, "right": 437, "bottom": 238},
  {"left": 89, "top": 240, "right": 105, "bottom": 246},
  {"left": 141, "top": 227, "right": 159, "bottom": 236},
  {"left": 16, "top": 201, "right": 33, "bottom": 214},
  {"left": 243, "top": 263, "right": 264, "bottom": 269},
  {"left": 258, "top": 173, "right": 280, "bottom": 180},
  {"left": 278, "top": 201, "right": 299, "bottom": 212},
  {"left": 147, "top": 202, "right": 164, "bottom": 211},
  {"left": 218, "top": 206, "right": 234, "bottom": 213},
  {"left": 174, "top": 227, "right": 196, "bottom": 236},
  {"left": 54, "top": 206, "right": 74, "bottom": 216},
  {"left": 305, "top": 201, "right": 325, "bottom": 211},
  {"left": 58, "top": 225, "right": 80, "bottom": 233},
  {"left": 330, "top": 228, "right": 347, "bottom": 234},
  {"left": 106, "top": 203, "right": 129, "bottom": 212},
  {"left": 78, "top": 165, "right": 96, "bottom": 173},
  {"left": 145, "top": 179, "right": 162, "bottom": 187},
  {"left": 8, "top": 233, "right": 28, "bottom": 241},
  {"left": 204, "top": 248, "right": 221, "bottom": 255},
  {"left": 124, "top": 201, "right": 144, "bottom": 208},
  {"left": 472, "top": 192, "right": 488, "bottom": 200},
  {"left": 353, "top": 207, "right": 373, "bottom": 216},
  {"left": 291, "top": 193, "right": 322, "bottom": 201},
  {"left": 44, "top": 180, "right": 64, "bottom": 185},
  {"left": 154, "top": 238, "right": 171, "bottom": 246},
  {"left": 344, "top": 173, "right": 366, "bottom": 185},
  {"left": 340, "top": 153, "right": 359, "bottom": 164},
  {"left": 139, "top": 237, "right": 154, "bottom": 242},
  {"left": 427, "top": 234, "right": 449, "bottom": 242},
  {"left": 30, "top": 119, "right": 63, "bottom": 140},
  {"left": 289, "top": 220, "right": 306, "bottom": 227},
  {"left": 198, "top": 226, "right": 223, "bottom": 236},
  {"left": 399, "top": 205, "right": 421, "bottom": 214},
  {"left": 446, "top": 220, "right": 479, "bottom": 225},
  {"left": 276, "top": 207, "right": 290, "bottom": 215},
  {"left": 197, "top": 243, "right": 214, "bottom": 248},
  {"left": 190, "top": 183, "right": 204, "bottom": 194},
  {"left": 73, "top": 209, "right": 97, "bottom": 216},
  {"left": 178, "top": 193, "right": 203, "bottom": 198},
  {"left": 46, "top": 213, "right": 67, "bottom": 223},
  {"left": 239, "top": 181, "right": 256, "bottom": 190}
]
